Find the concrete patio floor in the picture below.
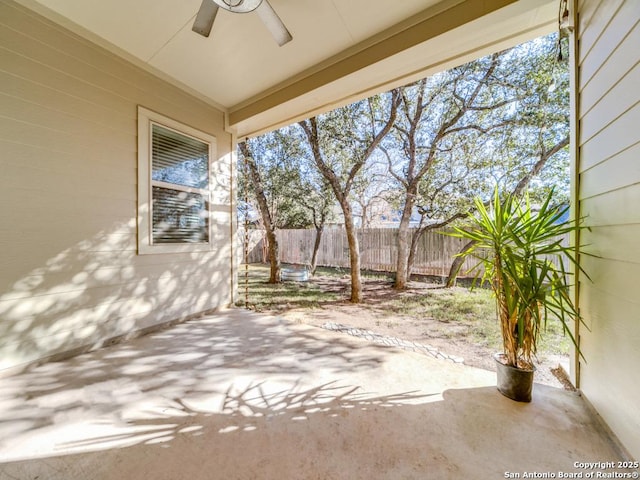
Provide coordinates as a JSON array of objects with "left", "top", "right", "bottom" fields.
[{"left": 0, "top": 308, "right": 626, "bottom": 479}]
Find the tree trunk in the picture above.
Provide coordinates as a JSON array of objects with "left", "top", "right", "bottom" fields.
[
  {"left": 406, "top": 227, "right": 423, "bottom": 281},
  {"left": 343, "top": 212, "right": 363, "bottom": 303},
  {"left": 310, "top": 225, "right": 323, "bottom": 275},
  {"left": 266, "top": 229, "right": 280, "bottom": 283},
  {"left": 445, "top": 240, "right": 476, "bottom": 287},
  {"left": 239, "top": 141, "right": 281, "bottom": 283},
  {"left": 394, "top": 191, "right": 415, "bottom": 289},
  {"left": 298, "top": 94, "right": 399, "bottom": 303}
]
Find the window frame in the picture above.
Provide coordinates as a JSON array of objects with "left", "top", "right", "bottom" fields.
[{"left": 137, "top": 106, "right": 217, "bottom": 255}]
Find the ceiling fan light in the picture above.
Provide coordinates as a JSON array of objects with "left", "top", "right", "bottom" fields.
[{"left": 213, "top": 0, "right": 262, "bottom": 13}]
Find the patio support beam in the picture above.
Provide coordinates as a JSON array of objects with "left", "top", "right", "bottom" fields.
[
  {"left": 228, "top": 0, "right": 517, "bottom": 133},
  {"left": 568, "top": 0, "right": 581, "bottom": 389}
]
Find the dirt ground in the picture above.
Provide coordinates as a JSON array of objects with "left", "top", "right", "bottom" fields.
[{"left": 272, "top": 274, "right": 575, "bottom": 390}]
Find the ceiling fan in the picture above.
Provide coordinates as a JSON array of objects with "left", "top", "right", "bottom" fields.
[{"left": 192, "top": 0, "right": 293, "bottom": 46}]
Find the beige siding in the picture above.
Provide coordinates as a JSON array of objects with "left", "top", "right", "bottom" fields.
[
  {"left": 576, "top": 0, "right": 640, "bottom": 459},
  {"left": 0, "top": 1, "right": 234, "bottom": 373}
]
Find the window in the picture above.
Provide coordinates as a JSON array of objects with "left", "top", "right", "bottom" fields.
[{"left": 137, "top": 107, "right": 217, "bottom": 254}]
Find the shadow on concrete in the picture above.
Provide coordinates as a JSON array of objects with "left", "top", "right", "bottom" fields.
[
  {"left": 0, "top": 310, "right": 389, "bottom": 441},
  {"left": 0, "top": 310, "right": 626, "bottom": 480}
]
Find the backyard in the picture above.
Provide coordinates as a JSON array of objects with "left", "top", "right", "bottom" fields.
[{"left": 238, "top": 264, "right": 574, "bottom": 389}]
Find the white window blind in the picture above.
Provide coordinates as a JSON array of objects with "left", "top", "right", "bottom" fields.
[
  {"left": 137, "top": 107, "right": 217, "bottom": 255},
  {"left": 150, "top": 124, "right": 210, "bottom": 244}
]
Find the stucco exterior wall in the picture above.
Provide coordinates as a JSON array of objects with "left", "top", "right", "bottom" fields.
[
  {"left": 0, "top": 1, "right": 234, "bottom": 374},
  {"left": 576, "top": 0, "right": 640, "bottom": 459}
]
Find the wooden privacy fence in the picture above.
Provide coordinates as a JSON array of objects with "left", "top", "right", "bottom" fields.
[{"left": 244, "top": 227, "right": 481, "bottom": 278}]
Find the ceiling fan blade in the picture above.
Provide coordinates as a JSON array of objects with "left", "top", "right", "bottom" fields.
[
  {"left": 256, "top": 0, "right": 292, "bottom": 46},
  {"left": 192, "top": 0, "right": 219, "bottom": 37}
]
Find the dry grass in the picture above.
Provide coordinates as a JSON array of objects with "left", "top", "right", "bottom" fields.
[{"left": 238, "top": 264, "right": 570, "bottom": 357}]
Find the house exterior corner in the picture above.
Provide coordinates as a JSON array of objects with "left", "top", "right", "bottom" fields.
[{"left": 574, "top": 0, "right": 640, "bottom": 460}]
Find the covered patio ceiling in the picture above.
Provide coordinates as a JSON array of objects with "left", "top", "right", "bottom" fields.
[{"left": 15, "top": 0, "right": 557, "bottom": 137}]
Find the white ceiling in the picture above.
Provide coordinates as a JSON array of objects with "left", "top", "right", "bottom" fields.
[{"left": 16, "top": 0, "right": 558, "bottom": 137}]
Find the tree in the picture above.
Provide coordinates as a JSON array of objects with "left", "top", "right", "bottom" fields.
[
  {"left": 403, "top": 135, "right": 490, "bottom": 277},
  {"left": 350, "top": 157, "right": 394, "bottom": 228},
  {"left": 238, "top": 127, "right": 310, "bottom": 283},
  {"left": 444, "top": 134, "right": 568, "bottom": 287},
  {"left": 380, "top": 33, "right": 569, "bottom": 288},
  {"left": 298, "top": 90, "right": 401, "bottom": 302},
  {"left": 385, "top": 52, "right": 517, "bottom": 289},
  {"left": 238, "top": 140, "right": 281, "bottom": 283},
  {"left": 241, "top": 33, "right": 569, "bottom": 291},
  {"left": 298, "top": 176, "right": 335, "bottom": 274},
  {"left": 444, "top": 34, "right": 571, "bottom": 287}
]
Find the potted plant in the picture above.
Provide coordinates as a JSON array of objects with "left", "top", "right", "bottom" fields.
[{"left": 449, "top": 188, "right": 587, "bottom": 402}]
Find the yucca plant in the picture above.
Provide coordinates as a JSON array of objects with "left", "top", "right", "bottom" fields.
[{"left": 449, "top": 188, "right": 587, "bottom": 370}]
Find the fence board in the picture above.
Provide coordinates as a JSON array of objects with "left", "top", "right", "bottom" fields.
[
  {"left": 241, "top": 228, "right": 569, "bottom": 278},
  {"left": 242, "top": 227, "right": 485, "bottom": 278}
]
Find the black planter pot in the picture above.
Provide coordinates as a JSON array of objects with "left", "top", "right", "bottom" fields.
[{"left": 494, "top": 353, "right": 535, "bottom": 402}]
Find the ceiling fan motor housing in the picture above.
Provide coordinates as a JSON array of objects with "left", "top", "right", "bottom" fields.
[
  {"left": 213, "top": 0, "right": 263, "bottom": 13},
  {"left": 193, "top": 0, "right": 292, "bottom": 46}
]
